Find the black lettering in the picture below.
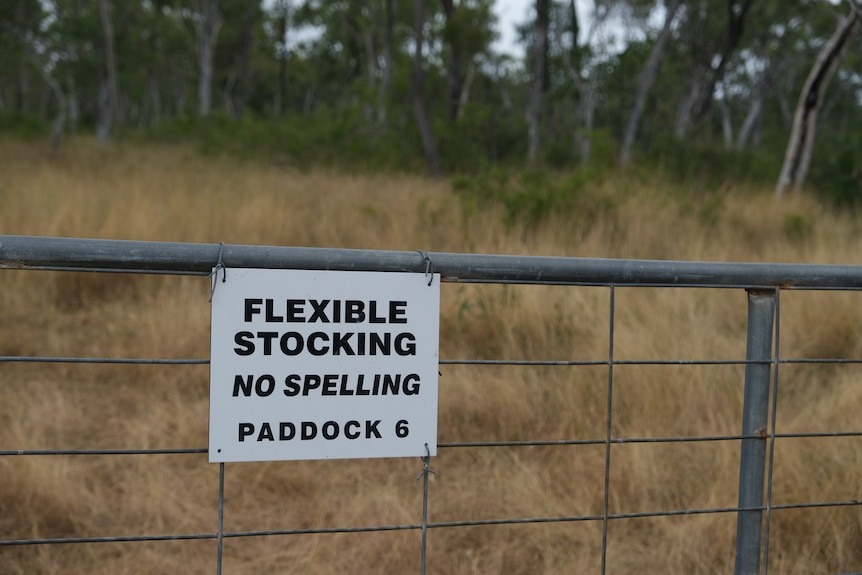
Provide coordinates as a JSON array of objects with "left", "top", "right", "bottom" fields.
[
  {"left": 257, "top": 422, "right": 274, "bottom": 441},
  {"left": 233, "top": 331, "right": 255, "bottom": 355},
  {"left": 265, "top": 299, "right": 283, "bottom": 322},
  {"left": 286, "top": 299, "right": 305, "bottom": 322},
  {"left": 390, "top": 301, "right": 407, "bottom": 323},
  {"left": 309, "top": 299, "right": 331, "bottom": 323},
  {"left": 345, "top": 420, "right": 361, "bottom": 439},
  {"left": 284, "top": 374, "right": 301, "bottom": 396},
  {"left": 233, "top": 374, "right": 253, "bottom": 397},
  {"left": 303, "top": 374, "right": 321, "bottom": 395},
  {"left": 403, "top": 373, "right": 421, "bottom": 395},
  {"left": 395, "top": 419, "right": 409, "bottom": 438},
  {"left": 257, "top": 331, "right": 279, "bottom": 355},
  {"left": 279, "top": 332, "right": 304, "bottom": 355},
  {"left": 365, "top": 420, "right": 382, "bottom": 439},
  {"left": 369, "top": 300, "right": 386, "bottom": 323},
  {"left": 280, "top": 422, "right": 296, "bottom": 440},
  {"left": 369, "top": 332, "right": 389, "bottom": 355},
  {"left": 382, "top": 374, "right": 399, "bottom": 395},
  {"left": 322, "top": 421, "right": 339, "bottom": 440},
  {"left": 331, "top": 332, "right": 355, "bottom": 355},
  {"left": 355, "top": 374, "right": 369, "bottom": 396},
  {"left": 322, "top": 374, "right": 339, "bottom": 396},
  {"left": 244, "top": 299, "right": 262, "bottom": 322},
  {"left": 301, "top": 421, "right": 317, "bottom": 440},
  {"left": 238, "top": 423, "right": 254, "bottom": 441},
  {"left": 346, "top": 300, "right": 365, "bottom": 322},
  {"left": 339, "top": 374, "right": 354, "bottom": 395},
  {"left": 395, "top": 332, "right": 416, "bottom": 356},
  {"left": 255, "top": 374, "right": 276, "bottom": 397},
  {"left": 307, "top": 332, "right": 329, "bottom": 355}
]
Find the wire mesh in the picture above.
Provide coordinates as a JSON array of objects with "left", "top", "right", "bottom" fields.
[{"left": 2, "top": 237, "right": 862, "bottom": 573}]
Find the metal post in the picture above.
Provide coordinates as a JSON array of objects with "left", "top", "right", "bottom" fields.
[
  {"left": 418, "top": 444, "right": 433, "bottom": 575},
  {"left": 734, "top": 290, "right": 776, "bottom": 575},
  {"left": 217, "top": 462, "right": 225, "bottom": 575}
]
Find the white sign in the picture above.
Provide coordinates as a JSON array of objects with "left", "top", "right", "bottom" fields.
[{"left": 208, "top": 268, "right": 440, "bottom": 462}]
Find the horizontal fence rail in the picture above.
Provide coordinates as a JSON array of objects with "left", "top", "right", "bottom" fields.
[
  {"left": 2, "top": 234, "right": 862, "bottom": 574},
  {"left": 5, "top": 234, "right": 862, "bottom": 287}
]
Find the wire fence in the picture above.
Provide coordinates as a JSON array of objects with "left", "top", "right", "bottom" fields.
[{"left": 1, "top": 235, "right": 862, "bottom": 574}]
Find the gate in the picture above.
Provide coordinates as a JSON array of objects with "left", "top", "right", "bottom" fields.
[{"left": 1, "top": 235, "right": 861, "bottom": 574}]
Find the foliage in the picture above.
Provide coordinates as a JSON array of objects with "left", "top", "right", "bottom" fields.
[
  {"left": 809, "top": 131, "right": 862, "bottom": 207},
  {"left": 0, "top": 0, "right": 861, "bottom": 193},
  {"left": 0, "top": 111, "right": 49, "bottom": 139},
  {"left": 451, "top": 166, "right": 617, "bottom": 231}
]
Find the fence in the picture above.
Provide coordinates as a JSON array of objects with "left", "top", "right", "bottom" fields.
[{"left": 1, "top": 234, "right": 861, "bottom": 574}]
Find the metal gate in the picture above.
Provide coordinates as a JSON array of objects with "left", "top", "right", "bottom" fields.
[{"left": 1, "top": 235, "right": 861, "bottom": 574}]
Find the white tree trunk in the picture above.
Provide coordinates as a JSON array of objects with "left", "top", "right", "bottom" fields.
[
  {"left": 98, "top": 0, "right": 118, "bottom": 139},
  {"left": 411, "top": 0, "right": 441, "bottom": 175},
  {"left": 736, "top": 93, "right": 762, "bottom": 150},
  {"left": 195, "top": 0, "right": 221, "bottom": 117},
  {"left": 776, "top": 7, "right": 860, "bottom": 196},
  {"left": 526, "top": 0, "right": 549, "bottom": 168},
  {"left": 619, "top": 0, "right": 682, "bottom": 165}
]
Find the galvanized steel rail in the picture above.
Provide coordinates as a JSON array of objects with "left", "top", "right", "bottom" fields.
[
  {"left": 4, "top": 234, "right": 862, "bottom": 287},
  {"left": 2, "top": 234, "right": 862, "bottom": 575}
]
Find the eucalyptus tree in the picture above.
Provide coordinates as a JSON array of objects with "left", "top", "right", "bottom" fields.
[
  {"left": 97, "top": 0, "right": 118, "bottom": 140},
  {"left": 776, "top": 0, "right": 862, "bottom": 195},
  {"left": 619, "top": 0, "right": 682, "bottom": 165},
  {"left": 672, "top": 0, "right": 757, "bottom": 140},
  {"left": 192, "top": 0, "right": 221, "bottom": 117},
  {"left": 439, "top": 0, "right": 497, "bottom": 122},
  {"left": 412, "top": 0, "right": 442, "bottom": 174},
  {"left": 0, "top": 0, "right": 46, "bottom": 115},
  {"left": 526, "top": 0, "right": 549, "bottom": 167}
]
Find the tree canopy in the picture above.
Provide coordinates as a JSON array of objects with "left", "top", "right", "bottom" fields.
[{"left": 2, "top": 0, "right": 861, "bottom": 199}]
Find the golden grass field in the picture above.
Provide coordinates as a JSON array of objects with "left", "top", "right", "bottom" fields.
[{"left": 1, "top": 138, "right": 862, "bottom": 574}]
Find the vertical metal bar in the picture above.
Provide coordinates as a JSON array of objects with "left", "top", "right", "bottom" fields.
[
  {"left": 217, "top": 462, "right": 225, "bottom": 575},
  {"left": 762, "top": 288, "right": 781, "bottom": 574},
  {"left": 600, "top": 285, "right": 616, "bottom": 575},
  {"left": 734, "top": 290, "right": 776, "bottom": 575},
  {"left": 419, "top": 445, "right": 432, "bottom": 575}
]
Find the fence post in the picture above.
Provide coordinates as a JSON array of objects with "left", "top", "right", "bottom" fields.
[{"left": 734, "top": 289, "right": 776, "bottom": 575}]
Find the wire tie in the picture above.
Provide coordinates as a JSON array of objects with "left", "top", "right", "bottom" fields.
[
  {"left": 416, "top": 443, "right": 436, "bottom": 480},
  {"left": 209, "top": 242, "right": 227, "bottom": 302},
  {"left": 416, "top": 250, "right": 434, "bottom": 286}
]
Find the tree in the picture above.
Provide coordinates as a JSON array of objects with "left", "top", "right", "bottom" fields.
[
  {"left": 194, "top": 0, "right": 222, "bottom": 117},
  {"left": 378, "top": 0, "right": 395, "bottom": 123},
  {"left": 439, "top": 0, "right": 495, "bottom": 122},
  {"left": 526, "top": 0, "right": 550, "bottom": 167},
  {"left": 97, "top": 0, "right": 118, "bottom": 140},
  {"left": 412, "top": 0, "right": 441, "bottom": 174},
  {"left": 218, "top": 0, "right": 262, "bottom": 117},
  {"left": 673, "top": 0, "right": 756, "bottom": 139},
  {"left": 776, "top": 2, "right": 861, "bottom": 196},
  {"left": 619, "top": 0, "right": 682, "bottom": 165}
]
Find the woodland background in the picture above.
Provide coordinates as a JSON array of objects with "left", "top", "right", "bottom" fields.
[{"left": 2, "top": 0, "right": 862, "bottom": 201}]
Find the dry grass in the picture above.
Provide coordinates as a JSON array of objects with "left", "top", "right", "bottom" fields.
[{"left": 1, "top": 138, "right": 862, "bottom": 573}]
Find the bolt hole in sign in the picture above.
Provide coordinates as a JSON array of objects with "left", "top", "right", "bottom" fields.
[{"left": 209, "top": 268, "right": 440, "bottom": 462}]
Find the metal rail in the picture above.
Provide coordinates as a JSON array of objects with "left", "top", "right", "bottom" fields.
[
  {"left": 4, "top": 234, "right": 862, "bottom": 287},
  {"left": 2, "top": 234, "right": 861, "bottom": 574}
]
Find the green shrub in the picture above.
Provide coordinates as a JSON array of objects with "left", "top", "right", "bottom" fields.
[
  {"left": 451, "top": 166, "right": 616, "bottom": 231},
  {"left": 0, "top": 112, "right": 50, "bottom": 139}
]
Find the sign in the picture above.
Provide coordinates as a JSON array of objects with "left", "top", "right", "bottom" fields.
[{"left": 208, "top": 268, "right": 440, "bottom": 463}]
